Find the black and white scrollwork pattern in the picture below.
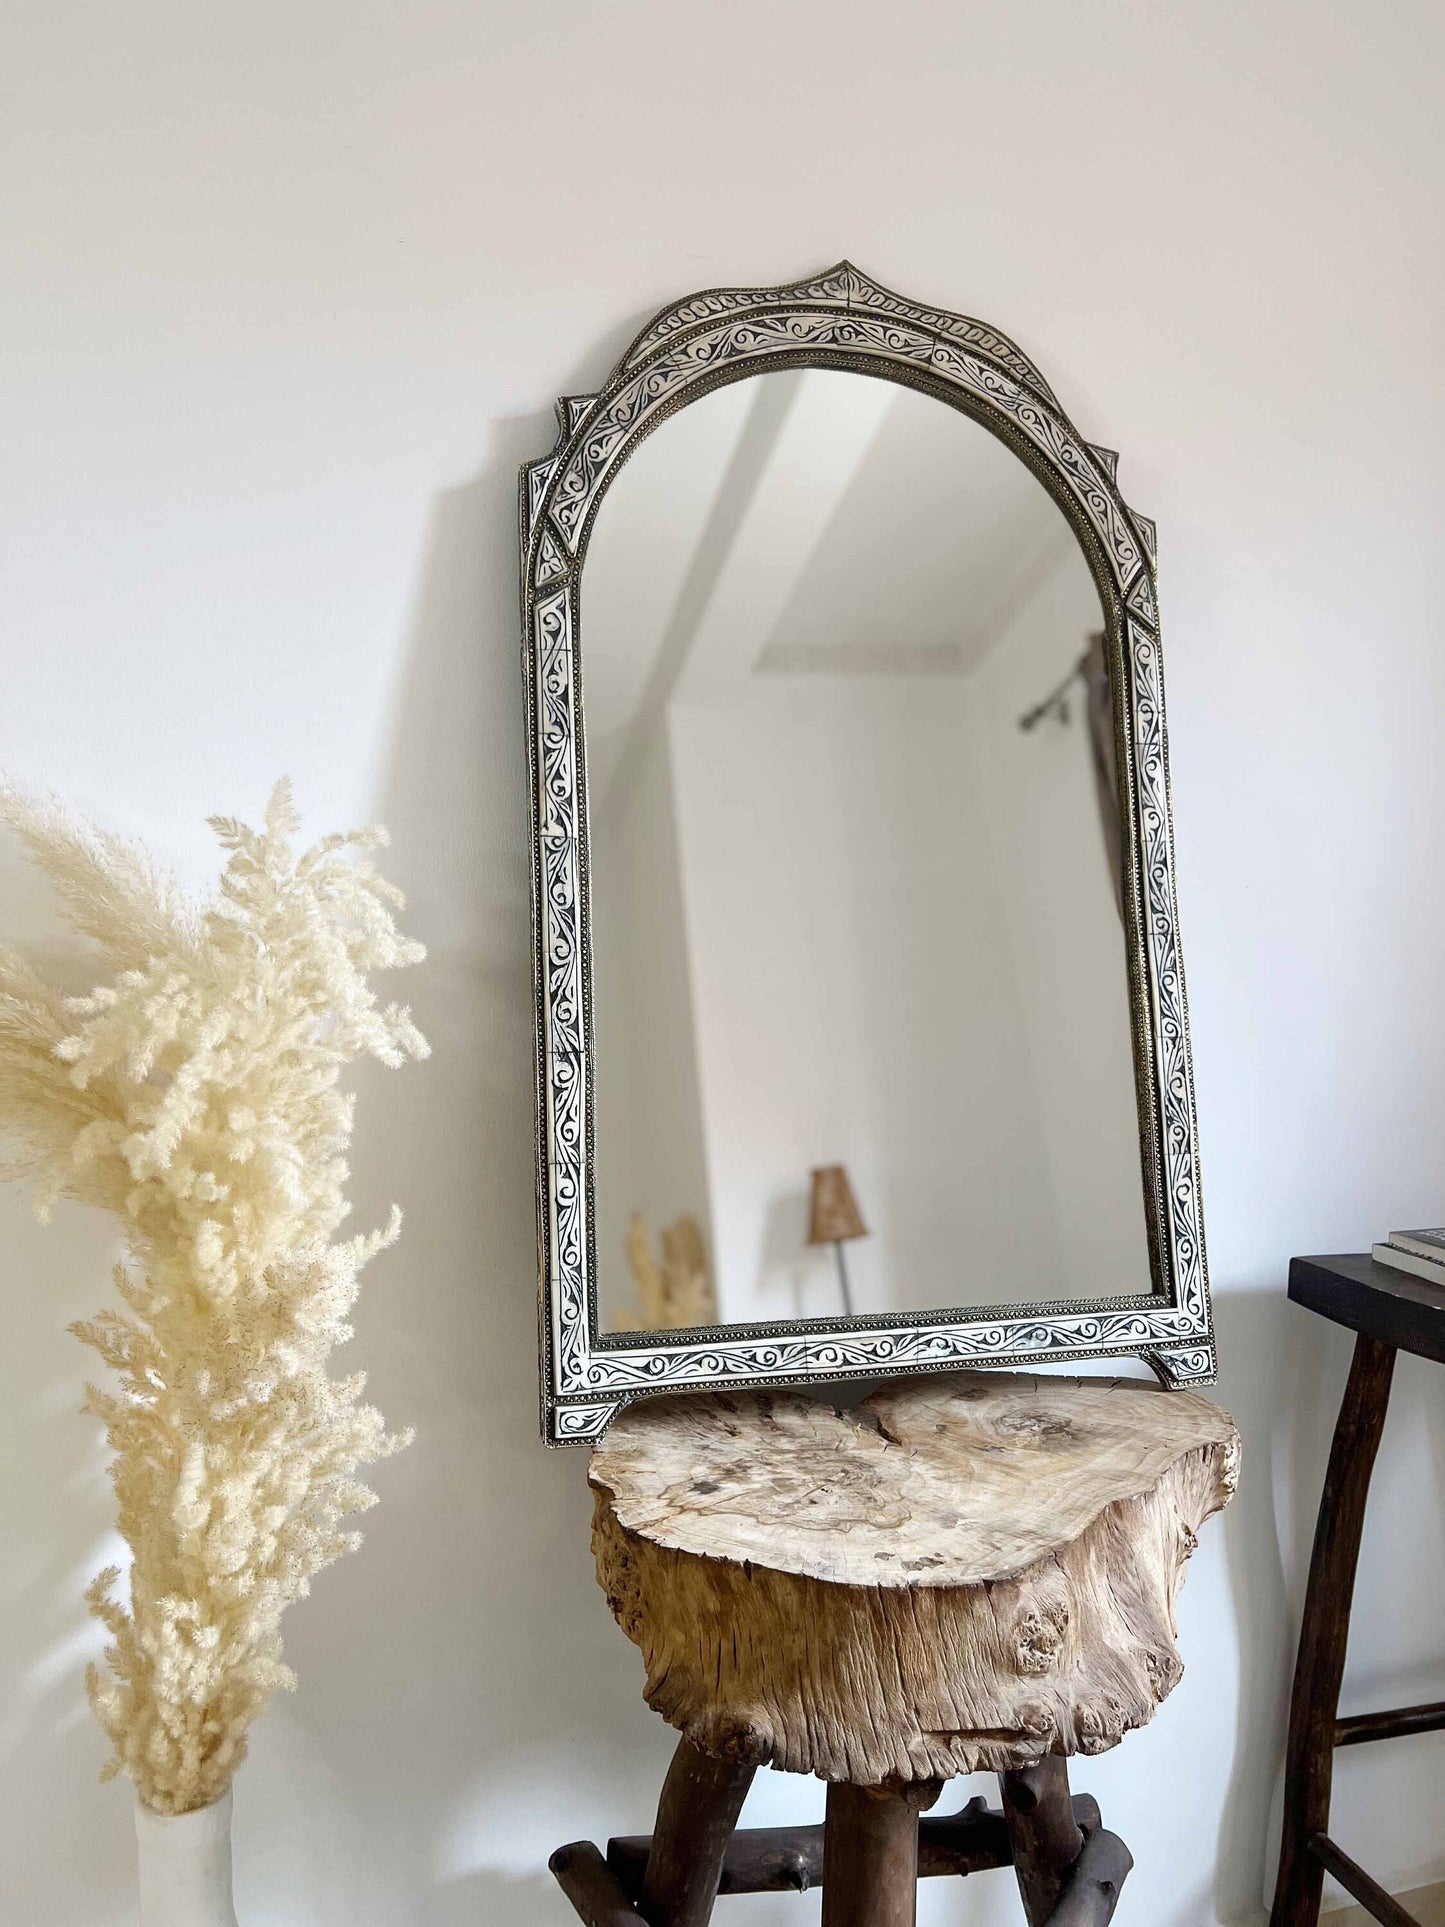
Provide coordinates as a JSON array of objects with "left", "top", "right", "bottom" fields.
[{"left": 521, "top": 263, "right": 1214, "bottom": 1444}]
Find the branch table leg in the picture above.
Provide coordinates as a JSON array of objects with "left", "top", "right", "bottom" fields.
[
  {"left": 1001, "top": 1756, "right": 1086, "bottom": 1927},
  {"left": 638, "top": 1735, "right": 755, "bottom": 1927},
  {"left": 1044, "top": 1825, "right": 1133, "bottom": 1927},
  {"left": 1271, "top": 1334, "right": 1396, "bottom": 1927},
  {"left": 551, "top": 1841, "right": 646, "bottom": 1925},
  {"left": 820, "top": 1779, "right": 942, "bottom": 1927}
]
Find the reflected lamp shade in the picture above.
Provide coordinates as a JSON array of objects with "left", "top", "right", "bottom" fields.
[{"left": 808, "top": 1165, "right": 868, "bottom": 1247}]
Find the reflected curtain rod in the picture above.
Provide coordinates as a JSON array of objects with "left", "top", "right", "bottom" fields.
[{"left": 1016, "top": 633, "right": 1106, "bottom": 733}]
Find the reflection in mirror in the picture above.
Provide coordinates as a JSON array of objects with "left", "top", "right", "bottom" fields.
[{"left": 583, "top": 370, "right": 1149, "bottom": 1337}]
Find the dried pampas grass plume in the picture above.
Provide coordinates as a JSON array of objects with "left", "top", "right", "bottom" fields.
[{"left": 0, "top": 778, "right": 428, "bottom": 1813}]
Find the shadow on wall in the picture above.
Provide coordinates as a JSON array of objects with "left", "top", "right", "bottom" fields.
[
  {"left": 430, "top": 1868, "right": 571, "bottom": 1926},
  {"left": 0, "top": 847, "right": 140, "bottom": 1924},
  {"left": 1212, "top": 1283, "right": 1302, "bottom": 1922},
  {"left": 242, "top": 419, "right": 684, "bottom": 1924}
]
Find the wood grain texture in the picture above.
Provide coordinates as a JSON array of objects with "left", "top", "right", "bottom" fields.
[{"left": 590, "top": 1373, "right": 1238, "bottom": 1783}]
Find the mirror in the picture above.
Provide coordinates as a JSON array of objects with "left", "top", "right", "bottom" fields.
[
  {"left": 522, "top": 265, "right": 1212, "bottom": 1443},
  {"left": 584, "top": 371, "right": 1148, "bottom": 1335}
]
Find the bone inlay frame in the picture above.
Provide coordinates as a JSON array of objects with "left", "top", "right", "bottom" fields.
[{"left": 520, "top": 263, "right": 1213, "bottom": 1446}]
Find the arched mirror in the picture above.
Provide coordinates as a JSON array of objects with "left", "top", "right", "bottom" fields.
[{"left": 521, "top": 266, "right": 1211, "bottom": 1445}]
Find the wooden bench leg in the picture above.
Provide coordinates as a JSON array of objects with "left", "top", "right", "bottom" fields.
[
  {"left": 638, "top": 1735, "right": 756, "bottom": 1927},
  {"left": 820, "top": 1779, "right": 943, "bottom": 1927},
  {"left": 1271, "top": 1333, "right": 1396, "bottom": 1927},
  {"left": 1001, "top": 1757, "right": 1085, "bottom": 1926}
]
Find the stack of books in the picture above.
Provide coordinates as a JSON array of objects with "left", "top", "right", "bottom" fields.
[{"left": 1371, "top": 1227, "right": 1445, "bottom": 1286}]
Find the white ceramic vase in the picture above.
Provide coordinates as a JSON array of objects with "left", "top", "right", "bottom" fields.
[{"left": 134, "top": 1786, "right": 239, "bottom": 1927}]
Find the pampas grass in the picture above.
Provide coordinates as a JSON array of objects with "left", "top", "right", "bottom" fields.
[{"left": 0, "top": 778, "right": 427, "bottom": 1813}]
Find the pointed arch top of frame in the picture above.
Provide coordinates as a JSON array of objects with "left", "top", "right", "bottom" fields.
[
  {"left": 521, "top": 263, "right": 1156, "bottom": 629},
  {"left": 619, "top": 261, "right": 1059, "bottom": 400}
]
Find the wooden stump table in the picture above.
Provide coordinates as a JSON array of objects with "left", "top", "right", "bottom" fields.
[{"left": 551, "top": 1371, "right": 1239, "bottom": 1927}]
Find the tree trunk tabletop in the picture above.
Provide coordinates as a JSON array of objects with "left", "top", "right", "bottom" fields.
[{"left": 588, "top": 1372, "right": 1239, "bottom": 1782}]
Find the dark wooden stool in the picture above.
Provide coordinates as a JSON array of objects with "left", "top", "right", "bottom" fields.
[
  {"left": 1271, "top": 1254, "right": 1445, "bottom": 1927},
  {"left": 550, "top": 1373, "right": 1238, "bottom": 1927}
]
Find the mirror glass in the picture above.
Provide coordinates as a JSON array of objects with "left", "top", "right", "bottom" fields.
[{"left": 583, "top": 369, "right": 1150, "bottom": 1336}]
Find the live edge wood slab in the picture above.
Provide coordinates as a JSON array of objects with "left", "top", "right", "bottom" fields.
[{"left": 589, "top": 1371, "right": 1240, "bottom": 1787}]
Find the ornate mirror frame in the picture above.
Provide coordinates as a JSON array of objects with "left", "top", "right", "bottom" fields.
[{"left": 521, "top": 263, "right": 1213, "bottom": 1446}]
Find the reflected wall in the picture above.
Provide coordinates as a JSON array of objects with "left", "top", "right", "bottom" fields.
[{"left": 584, "top": 371, "right": 1148, "bottom": 1334}]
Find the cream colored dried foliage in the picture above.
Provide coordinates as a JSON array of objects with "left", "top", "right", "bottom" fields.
[{"left": 0, "top": 779, "right": 427, "bottom": 1814}]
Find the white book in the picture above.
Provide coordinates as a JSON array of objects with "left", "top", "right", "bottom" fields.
[
  {"left": 1372, "top": 1236, "right": 1445, "bottom": 1287},
  {"left": 1380, "top": 1226, "right": 1445, "bottom": 1262}
]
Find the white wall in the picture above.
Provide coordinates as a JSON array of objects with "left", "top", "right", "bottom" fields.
[
  {"left": 591, "top": 724, "right": 715, "bottom": 1327},
  {"left": 968, "top": 543, "right": 1154, "bottom": 1303},
  {"left": 2, "top": 3, "right": 1443, "bottom": 1922},
  {"left": 668, "top": 679, "right": 1068, "bottom": 1324}
]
